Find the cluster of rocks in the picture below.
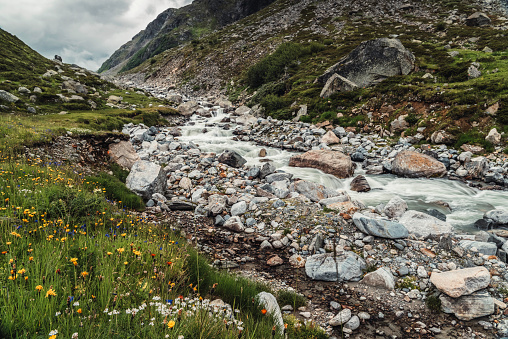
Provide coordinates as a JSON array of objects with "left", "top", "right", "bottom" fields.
[{"left": 107, "top": 98, "right": 508, "bottom": 337}]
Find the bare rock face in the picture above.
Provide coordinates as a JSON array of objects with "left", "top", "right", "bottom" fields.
[
  {"left": 317, "top": 38, "right": 415, "bottom": 89},
  {"left": 289, "top": 150, "right": 354, "bottom": 178},
  {"left": 108, "top": 141, "right": 140, "bottom": 170},
  {"left": 391, "top": 150, "right": 447, "bottom": 178},
  {"left": 350, "top": 175, "right": 371, "bottom": 192},
  {"left": 430, "top": 267, "right": 490, "bottom": 298}
]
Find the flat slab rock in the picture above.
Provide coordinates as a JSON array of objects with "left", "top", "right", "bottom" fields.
[
  {"left": 289, "top": 180, "right": 341, "bottom": 202},
  {"left": 440, "top": 290, "right": 494, "bottom": 321},
  {"left": 305, "top": 252, "right": 366, "bottom": 282},
  {"left": 289, "top": 150, "right": 354, "bottom": 178},
  {"left": 398, "top": 210, "right": 454, "bottom": 238},
  {"left": 353, "top": 212, "right": 408, "bottom": 239},
  {"left": 430, "top": 267, "right": 490, "bottom": 298},
  {"left": 391, "top": 150, "right": 447, "bottom": 178}
]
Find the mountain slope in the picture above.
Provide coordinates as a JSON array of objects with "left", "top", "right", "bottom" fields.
[
  {"left": 98, "top": 0, "right": 277, "bottom": 74},
  {"left": 0, "top": 28, "right": 167, "bottom": 117},
  {"left": 113, "top": 0, "right": 508, "bottom": 149},
  {"left": 0, "top": 28, "right": 54, "bottom": 82}
]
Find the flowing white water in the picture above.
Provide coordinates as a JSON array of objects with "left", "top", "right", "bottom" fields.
[{"left": 178, "top": 109, "right": 508, "bottom": 233}]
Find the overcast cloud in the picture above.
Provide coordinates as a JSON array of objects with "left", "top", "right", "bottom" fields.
[{"left": 0, "top": 0, "right": 193, "bottom": 71}]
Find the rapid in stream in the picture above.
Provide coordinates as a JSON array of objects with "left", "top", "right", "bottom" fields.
[{"left": 177, "top": 107, "right": 508, "bottom": 233}]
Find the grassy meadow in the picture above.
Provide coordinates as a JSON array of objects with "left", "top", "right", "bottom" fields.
[{"left": 0, "top": 109, "right": 327, "bottom": 338}]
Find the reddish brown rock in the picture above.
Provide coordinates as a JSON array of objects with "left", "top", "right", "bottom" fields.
[
  {"left": 289, "top": 150, "right": 354, "bottom": 178},
  {"left": 108, "top": 141, "right": 140, "bottom": 170},
  {"left": 320, "top": 130, "right": 341, "bottom": 145},
  {"left": 430, "top": 267, "right": 490, "bottom": 298},
  {"left": 391, "top": 150, "right": 446, "bottom": 178},
  {"left": 350, "top": 175, "right": 371, "bottom": 192},
  {"left": 267, "top": 255, "right": 283, "bottom": 266}
]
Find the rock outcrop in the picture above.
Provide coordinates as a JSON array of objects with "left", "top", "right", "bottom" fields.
[{"left": 317, "top": 38, "right": 415, "bottom": 94}]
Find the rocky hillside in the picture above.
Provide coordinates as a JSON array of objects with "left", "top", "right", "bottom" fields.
[
  {"left": 0, "top": 27, "right": 172, "bottom": 118},
  {"left": 98, "top": 0, "right": 277, "bottom": 74},
  {"left": 111, "top": 0, "right": 508, "bottom": 153}
]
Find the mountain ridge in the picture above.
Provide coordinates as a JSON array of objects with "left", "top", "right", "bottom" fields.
[{"left": 98, "top": 0, "right": 277, "bottom": 74}]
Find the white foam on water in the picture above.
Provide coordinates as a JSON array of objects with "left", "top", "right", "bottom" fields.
[{"left": 177, "top": 110, "right": 508, "bottom": 233}]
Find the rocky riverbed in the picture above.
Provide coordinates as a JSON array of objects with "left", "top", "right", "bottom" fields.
[{"left": 104, "top": 95, "right": 508, "bottom": 338}]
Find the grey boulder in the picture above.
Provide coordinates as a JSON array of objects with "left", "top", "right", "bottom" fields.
[
  {"left": 0, "top": 90, "right": 20, "bottom": 103},
  {"left": 317, "top": 38, "right": 415, "bottom": 89},
  {"left": 218, "top": 150, "right": 247, "bottom": 168},
  {"left": 231, "top": 201, "right": 247, "bottom": 216},
  {"left": 440, "top": 290, "right": 494, "bottom": 321},
  {"left": 458, "top": 240, "right": 497, "bottom": 256},
  {"left": 305, "top": 252, "right": 366, "bottom": 282},
  {"left": 361, "top": 267, "right": 396, "bottom": 290},
  {"left": 290, "top": 180, "right": 341, "bottom": 202},
  {"left": 126, "top": 160, "right": 166, "bottom": 200},
  {"left": 353, "top": 213, "right": 408, "bottom": 239},
  {"left": 398, "top": 210, "right": 454, "bottom": 238},
  {"left": 466, "top": 12, "right": 491, "bottom": 27},
  {"left": 384, "top": 196, "right": 408, "bottom": 219},
  {"left": 223, "top": 216, "right": 244, "bottom": 233},
  {"left": 484, "top": 209, "right": 508, "bottom": 226},
  {"left": 256, "top": 292, "right": 284, "bottom": 335}
]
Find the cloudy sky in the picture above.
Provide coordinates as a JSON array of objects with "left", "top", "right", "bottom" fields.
[{"left": 0, "top": 0, "right": 193, "bottom": 71}]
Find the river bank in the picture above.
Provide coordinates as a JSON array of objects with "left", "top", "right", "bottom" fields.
[{"left": 101, "top": 92, "right": 508, "bottom": 337}]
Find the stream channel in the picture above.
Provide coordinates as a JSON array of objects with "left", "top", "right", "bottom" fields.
[{"left": 176, "top": 107, "right": 508, "bottom": 234}]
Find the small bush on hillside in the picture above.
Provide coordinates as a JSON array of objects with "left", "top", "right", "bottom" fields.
[
  {"left": 259, "top": 94, "right": 292, "bottom": 112},
  {"left": 246, "top": 42, "right": 306, "bottom": 88}
]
